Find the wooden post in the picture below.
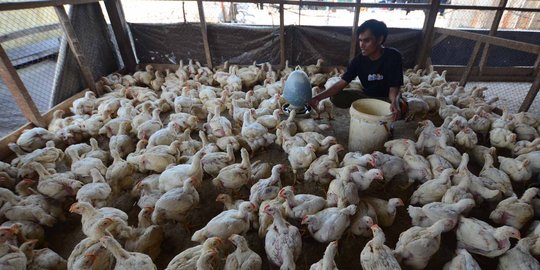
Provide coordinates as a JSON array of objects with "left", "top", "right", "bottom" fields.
[
  {"left": 416, "top": 0, "right": 440, "bottom": 69},
  {"left": 54, "top": 5, "right": 99, "bottom": 95},
  {"left": 519, "top": 70, "right": 540, "bottom": 112},
  {"left": 0, "top": 44, "right": 46, "bottom": 127},
  {"left": 197, "top": 0, "right": 213, "bottom": 69},
  {"left": 279, "top": 2, "right": 285, "bottom": 69},
  {"left": 478, "top": 0, "right": 508, "bottom": 75},
  {"left": 104, "top": 0, "right": 137, "bottom": 73},
  {"left": 349, "top": 0, "right": 361, "bottom": 61}
]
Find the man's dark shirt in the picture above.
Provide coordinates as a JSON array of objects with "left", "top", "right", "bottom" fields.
[{"left": 341, "top": 47, "right": 404, "bottom": 98}]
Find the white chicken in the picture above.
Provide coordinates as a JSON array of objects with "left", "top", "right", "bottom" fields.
[
  {"left": 191, "top": 201, "right": 257, "bottom": 242},
  {"left": 152, "top": 177, "right": 199, "bottom": 225},
  {"left": 310, "top": 241, "right": 338, "bottom": 270},
  {"left": 456, "top": 216, "right": 521, "bottom": 257},
  {"left": 304, "top": 144, "right": 344, "bottom": 184},
  {"left": 394, "top": 219, "right": 455, "bottom": 270},
  {"left": 224, "top": 234, "right": 262, "bottom": 270},
  {"left": 279, "top": 186, "right": 326, "bottom": 220},
  {"left": 158, "top": 150, "right": 204, "bottom": 192},
  {"left": 99, "top": 236, "right": 156, "bottom": 270},
  {"left": 489, "top": 188, "right": 538, "bottom": 230},
  {"left": 201, "top": 144, "right": 235, "bottom": 177},
  {"left": 250, "top": 164, "right": 285, "bottom": 205},
  {"left": 19, "top": 239, "right": 67, "bottom": 270},
  {"left": 263, "top": 205, "right": 302, "bottom": 270},
  {"left": 409, "top": 168, "right": 454, "bottom": 205},
  {"left": 498, "top": 237, "right": 540, "bottom": 270},
  {"left": 76, "top": 168, "right": 111, "bottom": 207},
  {"left": 442, "top": 249, "right": 480, "bottom": 270},
  {"left": 407, "top": 198, "right": 475, "bottom": 227},
  {"left": 212, "top": 148, "right": 251, "bottom": 191},
  {"left": 362, "top": 197, "right": 404, "bottom": 227},
  {"left": 288, "top": 143, "right": 317, "bottom": 182},
  {"left": 302, "top": 205, "right": 357, "bottom": 243},
  {"left": 360, "top": 224, "right": 401, "bottom": 270}
]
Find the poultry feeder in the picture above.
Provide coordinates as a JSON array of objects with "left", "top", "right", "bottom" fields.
[{"left": 282, "top": 67, "right": 312, "bottom": 117}]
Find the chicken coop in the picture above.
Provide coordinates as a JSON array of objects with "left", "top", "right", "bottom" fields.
[{"left": 0, "top": 0, "right": 539, "bottom": 269}]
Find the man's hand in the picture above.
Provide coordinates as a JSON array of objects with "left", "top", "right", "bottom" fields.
[{"left": 390, "top": 100, "right": 401, "bottom": 121}]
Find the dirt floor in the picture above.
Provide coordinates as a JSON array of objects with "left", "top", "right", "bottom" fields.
[{"left": 39, "top": 106, "right": 525, "bottom": 270}]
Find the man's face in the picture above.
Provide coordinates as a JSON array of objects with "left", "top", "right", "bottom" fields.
[{"left": 358, "top": 29, "right": 383, "bottom": 57}]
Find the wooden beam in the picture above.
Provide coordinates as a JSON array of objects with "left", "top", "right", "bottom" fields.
[
  {"left": 0, "top": 44, "right": 45, "bottom": 127},
  {"left": 197, "top": 0, "right": 213, "bottom": 69},
  {"left": 435, "top": 28, "right": 540, "bottom": 54},
  {"left": 0, "top": 24, "right": 60, "bottom": 43},
  {"left": 416, "top": 0, "right": 440, "bottom": 69},
  {"left": 478, "top": 0, "right": 507, "bottom": 75},
  {"left": 0, "top": 0, "right": 100, "bottom": 11},
  {"left": 349, "top": 0, "right": 361, "bottom": 61},
  {"left": 104, "top": 0, "right": 137, "bottom": 73},
  {"left": 459, "top": 41, "right": 483, "bottom": 86},
  {"left": 532, "top": 53, "right": 540, "bottom": 76},
  {"left": 519, "top": 71, "right": 540, "bottom": 112},
  {"left": 0, "top": 89, "right": 85, "bottom": 161},
  {"left": 54, "top": 6, "right": 100, "bottom": 95},
  {"left": 279, "top": 2, "right": 285, "bottom": 69},
  {"left": 431, "top": 34, "right": 448, "bottom": 48}
]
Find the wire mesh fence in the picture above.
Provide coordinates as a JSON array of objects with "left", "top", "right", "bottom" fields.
[{"left": 0, "top": 6, "right": 63, "bottom": 137}]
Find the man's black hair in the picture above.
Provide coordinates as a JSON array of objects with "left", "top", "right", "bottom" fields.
[{"left": 358, "top": 19, "right": 388, "bottom": 44}]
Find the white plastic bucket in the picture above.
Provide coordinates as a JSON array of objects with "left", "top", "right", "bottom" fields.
[{"left": 348, "top": 98, "right": 393, "bottom": 153}]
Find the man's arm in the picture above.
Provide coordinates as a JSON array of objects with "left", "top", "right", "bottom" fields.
[
  {"left": 388, "top": 86, "right": 399, "bottom": 104},
  {"left": 389, "top": 86, "right": 401, "bottom": 121},
  {"left": 309, "top": 79, "right": 348, "bottom": 108}
]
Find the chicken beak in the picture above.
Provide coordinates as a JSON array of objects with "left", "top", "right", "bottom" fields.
[
  {"left": 301, "top": 216, "right": 308, "bottom": 224},
  {"left": 369, "top": 159, "right": 376, "bottom": 167},
  {"left": 69, "top": 203, "right": 78, "bottom": 213}
]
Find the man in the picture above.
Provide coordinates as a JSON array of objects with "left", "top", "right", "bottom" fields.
[{"left": 309, "top": 19, "right": 406, "bottom": 121}]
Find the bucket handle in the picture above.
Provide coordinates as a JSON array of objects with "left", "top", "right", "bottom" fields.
[{"left": 379, "top": 120, "right": 393, "bottom": 138}]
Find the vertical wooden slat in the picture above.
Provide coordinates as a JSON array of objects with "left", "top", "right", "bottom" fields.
[
  {"left": 0, "top": 44, "right": 46, "bottom": 127},
  {"left": 478, "top": 0, "right": 507, "bottom": 75},
  {"left": 197, "top": 0, "right": 212, "bottom": 69},
  {"left": 54, "top": 5, "right": 99, "bottom": 95},
  {"left": 519, "top": 70, "right": 540, "bottom": 112},
  {"left": 279, "top": 2, "right": 285, "bottom": 69},
  {"left": 349, "top": 0, "right": 361, "bottom": 61},
  {"left": 416, "top": 0, "right": 440, "bottom": 69},
  {"left": 104, "top": 0, "right": 137, "bottom": 72},
  {"left": 459, "top": 42, "right": 483, "bottom": 87}
]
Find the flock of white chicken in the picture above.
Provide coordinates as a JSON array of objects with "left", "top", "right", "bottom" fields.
[{"left": 0, "top": 57, "right": 539, "bottom": 270}]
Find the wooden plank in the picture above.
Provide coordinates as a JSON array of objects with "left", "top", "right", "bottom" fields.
[
  {"left": 279, "top": 2, "right": 285, "bottom": 69},
  {"left": 0, "top": 44, "right": 45, "bottom": 127},
  {"left": 197, "top": 0, "right": 213, "bottom": 69},
  {"left": 431, "top": 34, "right": 448, "bottom": 48},
  {"left": 416, "top": 0, "right": 440, "bottom": 68},
  {"left": 349, "top": 0, "right": 361, "bottom": 61},
  {"left": 0, "top": 89, "right": 86, "bottom": 161},
  {"left": 435, "top": 28, "right": 540, "bottom": 54},
  {"left": 0, "top": 0, "right": 100, "bottom": 11},
  {"left": 0, "top": 24, "right": 60, "bottom": 43},
  {"left": 519, "top": 71, "right": 540, "bottom": 112},
  {"left": 533, "top": 54, "right": 540, "bottom": 76},
  {"left": 54, "top": 6, "right": 100, "bottom": 95},
  {"left": 478, "top": 0, "right": 507, "bottom": 75},
  {"left": 459, "top": 41, "right": 483, "bottom": 86},
  {"left": 104, "top": 0, "right": 137, "bottom": 73}
]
